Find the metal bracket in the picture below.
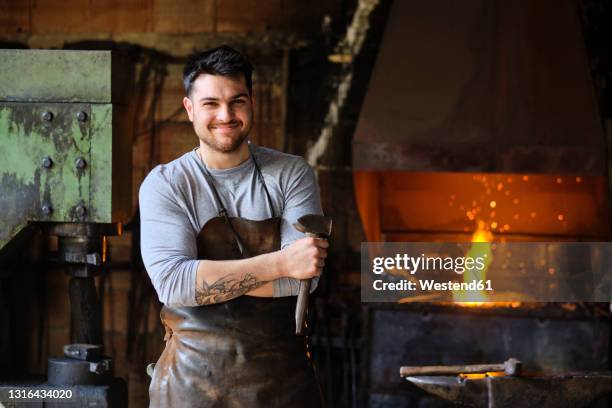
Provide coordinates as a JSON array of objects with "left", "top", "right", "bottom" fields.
[
  {"left": 63, "top": 344, "right": 103, "bottom": 362},
  {"left": 89, "top": 359, "right": 111, "bottom": 375},
  {"left": 64, "top": 252, "right": 102, "bottom": 266}
]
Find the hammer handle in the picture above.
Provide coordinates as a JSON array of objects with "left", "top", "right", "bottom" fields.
[
  {"left": 400, "top": 363, "right": 504, "bottom": 377},
  {"left": 295, "top": 230, "right": 321, "bottom": 335},
  {"left": 295, "top": 279, "right": 311, "bottom": 335}
]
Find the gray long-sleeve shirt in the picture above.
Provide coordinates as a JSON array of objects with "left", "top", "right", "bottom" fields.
[{"left": 139, "top": 143, "right": 323, "bottom": 307}]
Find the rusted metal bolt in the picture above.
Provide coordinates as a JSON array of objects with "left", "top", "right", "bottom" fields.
[
  {"left": 75, "top": 157, "right": 87, "bottom": 169},
  {"left": 41, "top": 111, "right": 53, "bottom": 122},
  {"left": 75, "top": 204, "right": 87, "bottom": 217},
  {"left": 76, "top": 111, "right": 88, "bottom": 122},
  {"left": 41, "top": 204, "right": 53, "bottom": 215},
  {"left": 41, "top": 156, "right": 53, "bottom": 169}
]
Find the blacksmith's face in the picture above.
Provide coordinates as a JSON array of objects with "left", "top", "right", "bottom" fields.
[{"left": 183, "top": 73, "right": 253, "bottom": 153}]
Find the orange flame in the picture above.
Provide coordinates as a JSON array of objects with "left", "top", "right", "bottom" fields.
[{"left": 453, "top": 220, "right": 492, "bottom": 305}]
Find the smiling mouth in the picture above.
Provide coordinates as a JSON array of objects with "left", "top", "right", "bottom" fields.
[
  {"left": 210, "top": 126, "right": 240, "bottom": 135},
  {"left": 210, "top": 122, "right": 240, "bottom": 131}
]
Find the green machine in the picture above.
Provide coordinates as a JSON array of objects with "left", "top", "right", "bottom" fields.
[
  {"left": 0, "top": 49, "right": 131, "bottom": 405},
  {"left": 0, "top": 50, "right": 131, "bottom": 249}
]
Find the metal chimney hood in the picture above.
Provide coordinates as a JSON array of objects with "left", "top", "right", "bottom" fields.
[{"left": 352, "top": 0, "right": 604, "bottom": 174}]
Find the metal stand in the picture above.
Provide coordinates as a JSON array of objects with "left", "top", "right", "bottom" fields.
[{"left": 45, "top": 223, "right": 127, "bottom": 407}]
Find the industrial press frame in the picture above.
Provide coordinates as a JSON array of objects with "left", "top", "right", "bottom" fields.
[{"left": 0, "top": 49, "right": 132, "bottom": 406}]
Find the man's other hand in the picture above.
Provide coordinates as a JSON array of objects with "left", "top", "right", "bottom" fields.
[{"left": 279, "top": 237, "right": 329, "bottom": 280}]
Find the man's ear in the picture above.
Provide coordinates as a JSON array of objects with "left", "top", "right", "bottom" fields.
[{"left": 183, "top": 96, "right": 194, "bottom": 122}]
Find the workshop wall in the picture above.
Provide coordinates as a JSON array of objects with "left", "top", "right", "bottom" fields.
[
  {"left": 0, "top": 1, "right": 366, "bottom": 407},
  {"left": 0, "top": 0, "right": 347, "bottom": 34}
]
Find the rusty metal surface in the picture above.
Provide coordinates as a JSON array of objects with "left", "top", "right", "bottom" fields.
[
  {"left": 0, "top": 50, "right": 111, "bottom": 103},
  {"left": 0, "top": 49, "right": 133, "bottom": 253},
  {"left": 0, "top": 102, "right": 93, "bottom": 250},
  {"left": 46, "top": 222, "right": 120, "bottom": 238},
  {"left": 405, "top": 372, "right": 612, "bottom": 408},
  {"left": 352, "top": 0, "right": 604, "bottom": 174}
]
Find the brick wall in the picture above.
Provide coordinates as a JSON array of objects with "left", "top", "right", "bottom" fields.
[{"left": 0, "top": 0, "right": 346, "bottom": 35}]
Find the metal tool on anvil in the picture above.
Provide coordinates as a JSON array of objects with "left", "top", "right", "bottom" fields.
[
  {"left": 401, "top": 367, "right": 612, "bottom": 408},
  {"left": 293, "top": 214, "right": 332, "bottom": 335},
  {"left": 400, "top": 358, "right": 522, "bottom": 377}
]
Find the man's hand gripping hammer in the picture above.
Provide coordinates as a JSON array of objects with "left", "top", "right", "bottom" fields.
[{"left": 293, "top": 214, "right": 332, "bottom": 335}]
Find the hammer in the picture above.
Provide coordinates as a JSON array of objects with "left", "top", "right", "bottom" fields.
[
  {"left": 400, "top": 358, "right": 522, "bottom": 377},
  {"left": 293, "top": 214, "right": 332, "bottom": 335}
]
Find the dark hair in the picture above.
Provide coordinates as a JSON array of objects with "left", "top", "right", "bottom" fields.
[{"left": 183, "top": 45, "right": 254, "bottom": 97}]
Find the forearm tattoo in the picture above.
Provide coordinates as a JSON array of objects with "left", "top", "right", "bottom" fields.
[{"left": 195, "top": 273, "right": 265, "bottom": 305}]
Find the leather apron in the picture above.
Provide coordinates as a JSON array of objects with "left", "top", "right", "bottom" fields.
[{"left": 149, "top": 150, "right": 323, "bottom": 408}]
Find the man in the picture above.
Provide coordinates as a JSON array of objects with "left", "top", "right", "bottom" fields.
[{"left": 140, "top": 45, "right": 328, "bottom": 407}]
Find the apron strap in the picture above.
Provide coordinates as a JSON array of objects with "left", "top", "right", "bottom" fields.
[
  {"left": 199, "top": 163, "right": 228, "bottom": 217},
  {"left": 199, "top": 157, "right": 250, "bottom": 257},
  {"left": 249, "top": 143, "right": 277, "bottom": 218},
  {"left": 197, "top": 143, "right": 277, "bottom": 257}
]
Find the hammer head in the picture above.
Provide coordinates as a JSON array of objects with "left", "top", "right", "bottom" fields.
[
  {"left": 293, "top": 214, "right": 332, "bottom": 238},
  {"left": 504, "top": 358, "right": 522, "bottom": 376}
]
